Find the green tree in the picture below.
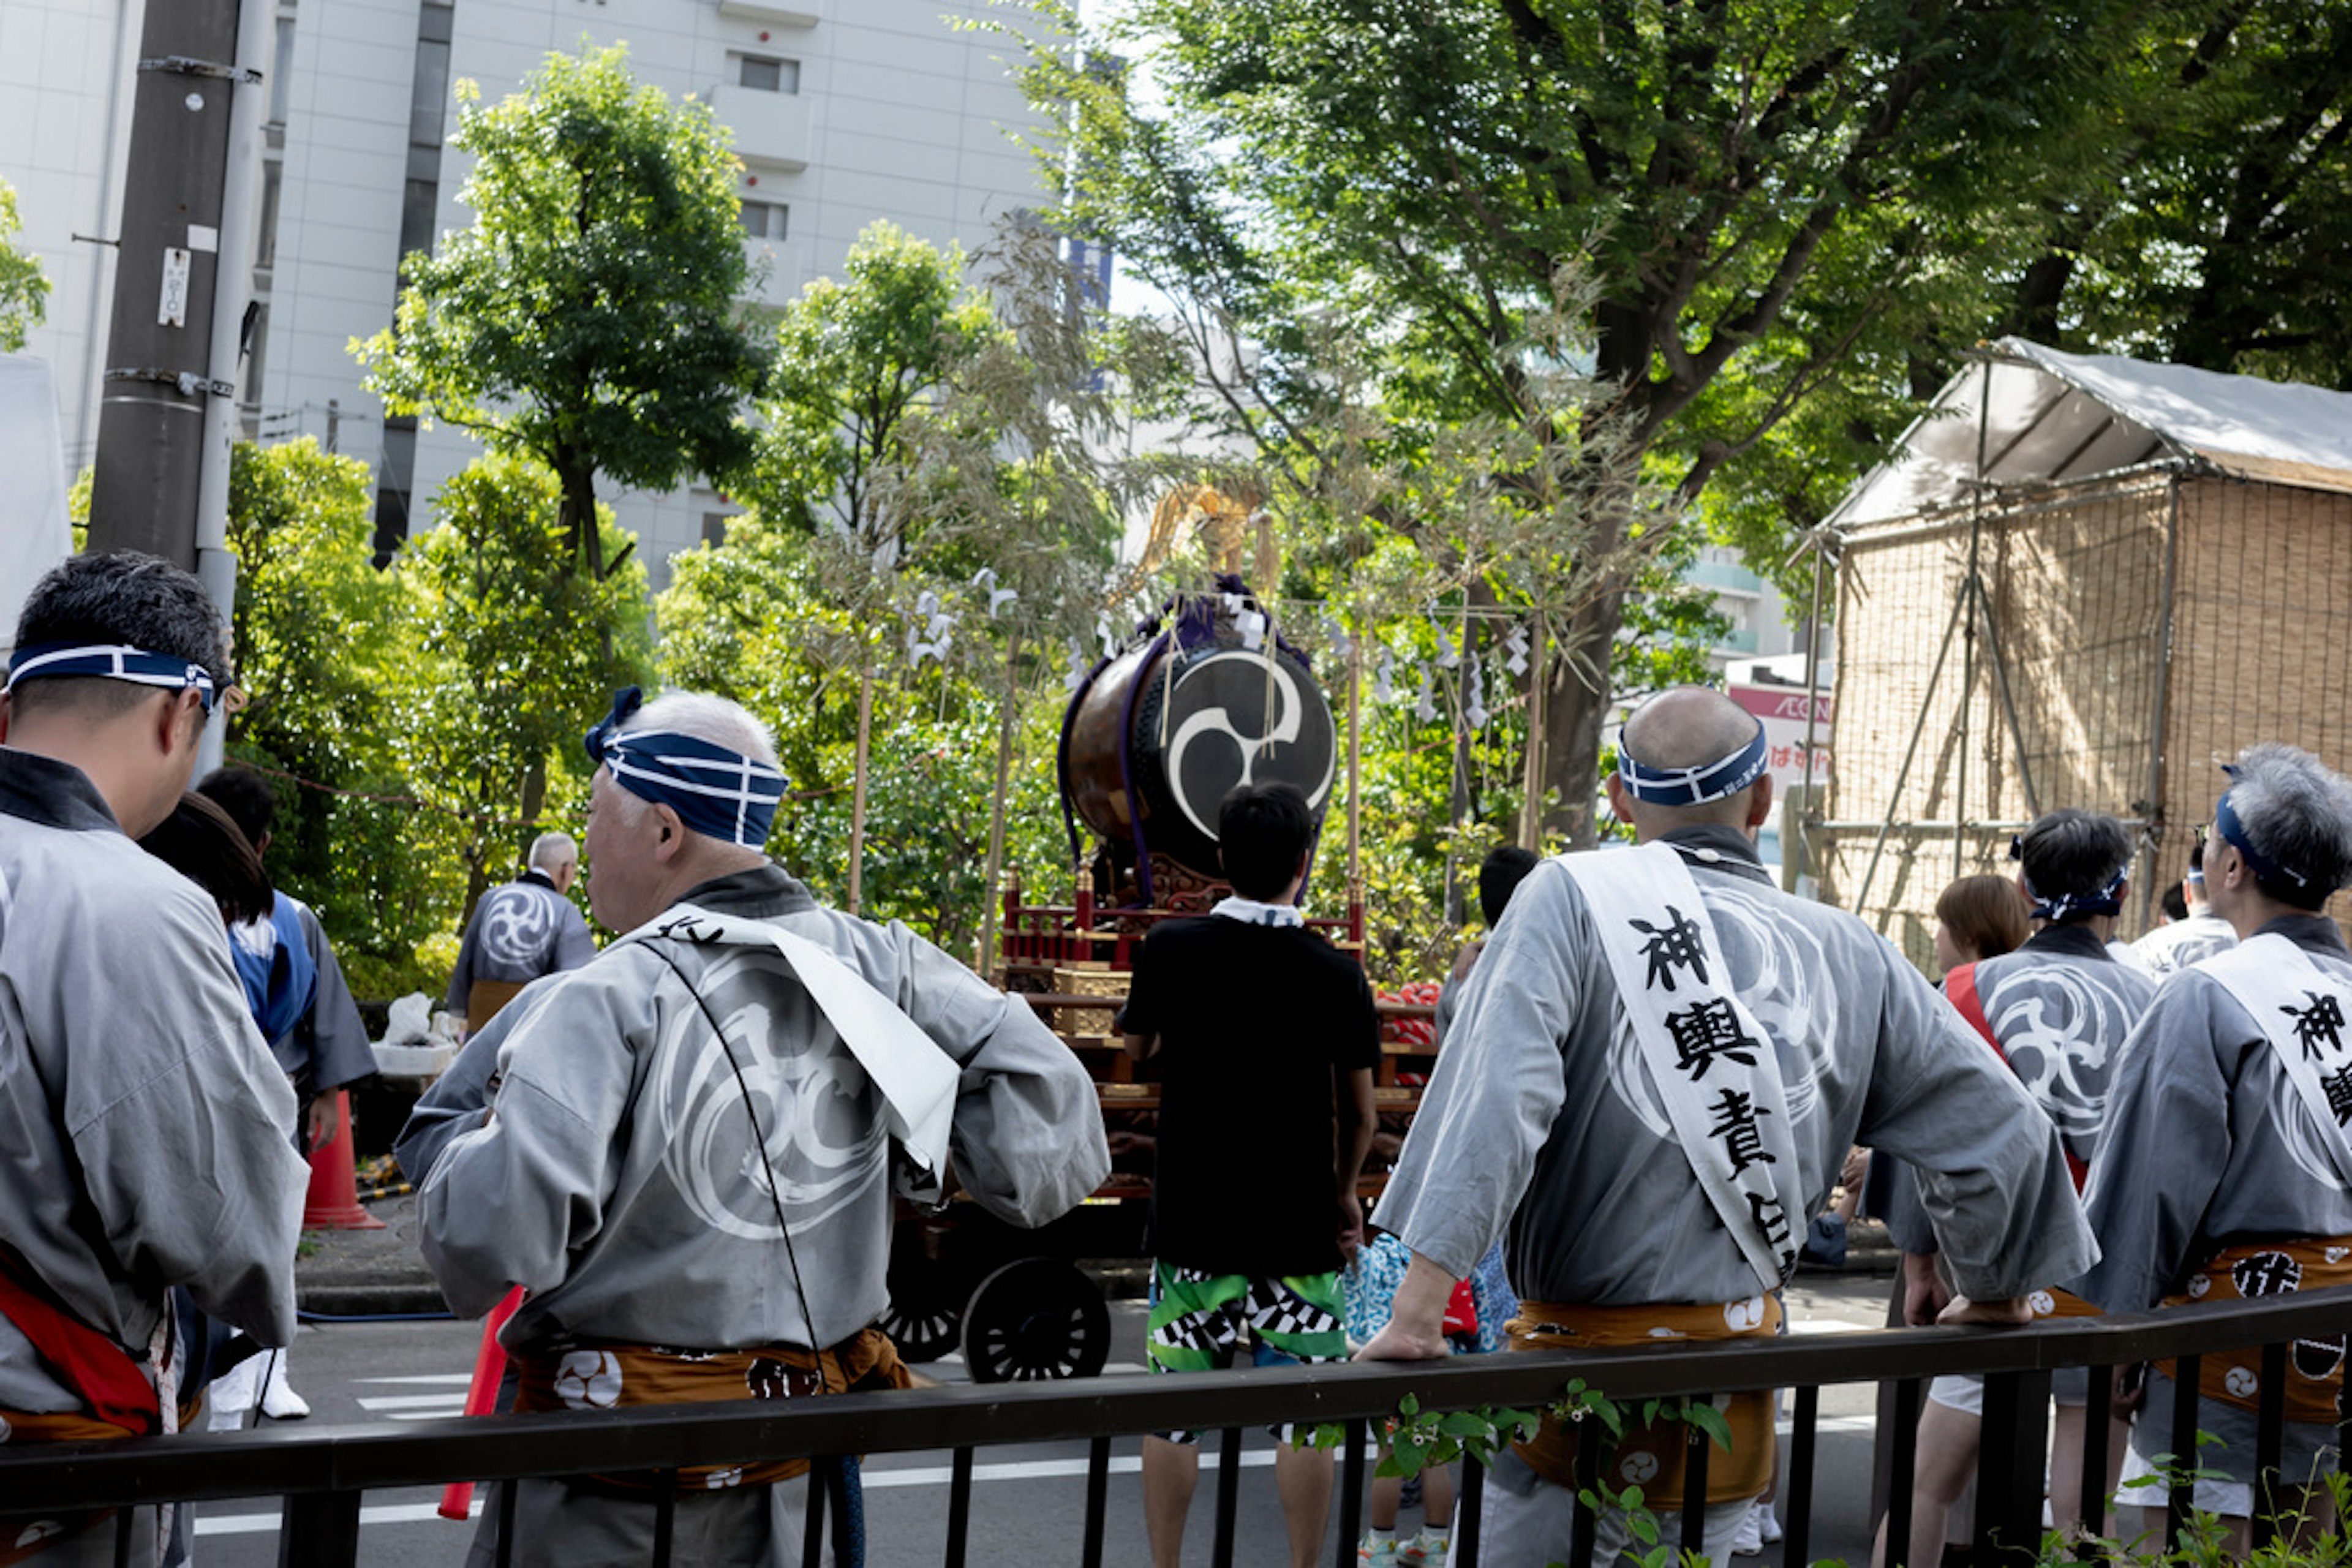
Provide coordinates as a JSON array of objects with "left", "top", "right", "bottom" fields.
[
  {"left": 749, "top": 221, "right": 1001, "bottom": 557},
  {"left": 355, "top": 43, "right": 768, "bottom": 577},
  {"left": 1025, "top": 0, "right": 2215, "bottom": 842},
  {"left": 0, "top": 178, "right": 49, "bottom": 352},
  {"left": 396, "top": 453, "right": 652, "bottom": 918},
  {"left": 221, "top": 440, "right": 440, "bottom": 963}
]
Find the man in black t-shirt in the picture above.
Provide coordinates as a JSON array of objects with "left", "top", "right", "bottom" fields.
[{"left": 1119, "top": 782, "right": 1379, "bottom": 1568}]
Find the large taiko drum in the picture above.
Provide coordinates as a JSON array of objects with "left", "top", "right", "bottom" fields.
[{"left": 1060, "top": 594, "right": 1338, "bottom": 889}]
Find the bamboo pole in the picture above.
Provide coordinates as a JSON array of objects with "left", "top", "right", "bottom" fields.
[
  {"left": 977, "top": 630, "right": 1021, "bottom": 979},
  {"left": 1520, "top": 612, "right": 1547, "bottom": 851},
  {"left": 1346, "top": 606, "right": 1364, "bottom": 894},
  {"left": 848, "top": 663, "right": 874, "bottom": 916}
]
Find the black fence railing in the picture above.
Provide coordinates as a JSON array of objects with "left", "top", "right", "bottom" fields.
[{"left": 6, "top": 1287, "right": 2350, "bottom": 1566}]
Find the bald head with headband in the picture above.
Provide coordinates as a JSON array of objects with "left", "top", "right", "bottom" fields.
[
  {"left": 1605, "top": 687, "right": 1776, "bottom": 838},
  {"left": 579, "top": 687, "right": 784, "bottom": 932}
]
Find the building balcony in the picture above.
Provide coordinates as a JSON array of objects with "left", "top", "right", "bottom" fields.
[
  {"left": 710, "top": 85, "right": 812, "bottom": 170},
  {"left": 716, "top": 0, "right": 819, "bottom": 26}
]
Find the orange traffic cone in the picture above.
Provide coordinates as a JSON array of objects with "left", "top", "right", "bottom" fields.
[{"left": 302, "top": 1089, "right": 384, "bottom": 1230}]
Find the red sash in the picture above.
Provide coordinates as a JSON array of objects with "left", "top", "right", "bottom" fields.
[
  {"left": 1944, "top": 963, "right": 2088, "bottom": 1192},
  {"left": 0, "top": 1242, "right": 158, "bottom": 1437}
]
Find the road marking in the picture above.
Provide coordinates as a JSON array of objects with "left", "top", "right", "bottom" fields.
[
  {"left": 356, "top": 1393, "right": 473, "bottom": 1411},
  {"left": 196, "top": 1501, "right": 477, "bottom": 1537},
  {"left": 352, "top": 1374, "right": 475, "bottom": 1386}
]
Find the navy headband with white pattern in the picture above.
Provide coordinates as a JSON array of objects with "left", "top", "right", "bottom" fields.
[
  {"left": 2213, "top": 776, "right": 2316, "bottom": 897},
  {"left": 6, "top": 642, "right": 217, "bottom": 714},
  {"left": 1618, "top": 716, "right": 1770, "bottom": 806},
  {"left": 584, "top": 687, "right": 785, "bottom": 848}
]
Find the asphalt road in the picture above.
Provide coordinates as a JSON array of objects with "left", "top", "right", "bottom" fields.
[{"left": 181, "top": 1273, "right": 1900, "bottom": 1567}]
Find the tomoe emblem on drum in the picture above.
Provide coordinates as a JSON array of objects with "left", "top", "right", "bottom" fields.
[{"left": 1162, "top": 649, "right": 1335, "bottom": 839}]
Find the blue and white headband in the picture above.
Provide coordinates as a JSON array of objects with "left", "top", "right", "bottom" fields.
[
  {"left": 2005, "top": 833, "right": 2127, "bottom": 922},
  {"left": 2213, "top": 775, "right": 2316, "bottom": 897},
  {"left": 584, "top": 687, "right": 785, "bottom": 849},
  {"left": 1618, "top": 717, "right": 1770, "bottom": 807},
  {"left": 6, "top": 642, "right": 217, "bottom": 714}
]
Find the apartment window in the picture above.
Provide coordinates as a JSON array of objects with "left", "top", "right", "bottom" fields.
[
  {"left": 701, "top": 513, "right": 731, "bottom": 548},
  {"left": 254, "top": 160, "right": 282, "bottom": 269},
  {"left": 238, "top": 304, "right": 270, "bottom": 411},
  {"left": 731, "top": 53, "right": 799, "bottom": 93},
  {"left": 268, "top": 16, "right": 295, "bottom": 125},
  {"left": 410, "top": 38, "right": 451, "bottom": 146},
  {"left": 399, "top": 178, "right": 438, "bottom": 264},
  {"left": 739, "top": 200, "right": 788, "bottom": 241}
]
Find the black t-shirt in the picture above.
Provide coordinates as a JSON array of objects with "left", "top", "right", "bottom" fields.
[{"left": 1117, "top": 914, "right": 1381, "bottom": 1276}]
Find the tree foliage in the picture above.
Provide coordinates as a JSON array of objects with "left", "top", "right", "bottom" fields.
[
  {"left": 394, "top": 454, "right": 652, "bottom": 917},
  {"left": 1022, "top": 0, "right": 2223, "bottom": 840},
  {"left": 0, "top": 178, "right": 47, "bottom": 353},
  {"left": 748, "top": 221, "right": 1001, "bottom": 556},
  {"left": 355, "top": 43, "right": 769, "bottom": 575}
]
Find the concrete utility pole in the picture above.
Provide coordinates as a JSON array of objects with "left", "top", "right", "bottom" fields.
[
  {"left": 87, "top": 0, "right": 249, "bottom": 565},
  {"left": 88, "top": 0, "right": 268, "bottom": 775}
]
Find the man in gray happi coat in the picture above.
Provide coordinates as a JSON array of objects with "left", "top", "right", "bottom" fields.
[
  {"left": 2130, "top": 835, "right": 2237, "bottom": 976},
  {"left": 443, "top": 829, "right": 595, "bottom": 1031},
  {"left": 1886, "top": 808, "right": 2155, "bottom": 1566},
  {"left": 2078, "top": 742, "right": 2352, "bottom": 1550},
  {"left": 407, "top": 688, "right": 1109, "bottom": 1566},
  {"left": 0, "top": 553, "right": 306, "bottom": 1562},
  {"left": 1360, "top": 686, "right": 2095, "bottom": 1567}
]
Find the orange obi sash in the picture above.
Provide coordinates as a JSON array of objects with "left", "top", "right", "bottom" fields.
[
  {"left": 1506, "top": 1295, "right": 1783, "bottom": 1507},
  {"left": 2032, "top": 1286, "right": 2101, "bottom": 1321},
  {"left": 511, "top": 1327, "right": 910, "bottom": 1490},
  {"left": 2156, "top": 1238, "right": 2352, "bottom": 1427}
]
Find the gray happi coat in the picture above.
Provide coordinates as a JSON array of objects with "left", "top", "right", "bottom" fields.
[
  {"left": 2077, "top": 913, "right": 2352, "bottom": 1486},
  {"left": 0, "top": 752, "right": 306, "bottom": 1413},
  {"left": 414, "top": 862, "right": 1110, "bottom": 1351},
  {"left": 408, "top": 862, "right": 1108, "bottom": 1567},
  {"left": 2130, "top": 910, "right": 2238, "bottom": 978},
  {"left": 1881, "top": 924, "right": 2154, "bottom": 1254},
  {"left": 442, "top": 869, "right": 596, "bottom": 1012},
  {"left": 2078, "top": 913, "right": 2352, "bottom": 1312},
  {"left": 1379, "top": 826, "right": 2095, "bottom": 1308}
]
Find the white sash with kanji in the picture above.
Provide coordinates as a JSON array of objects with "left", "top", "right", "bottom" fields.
[
  {"left": 2196, "top": 933, "right": 2352, "bottom": 1186},
  {"left": 1560, "top": 844, "right": 1800, "bottom": 1293},
  {"left": 614, "top": 903, "right": 960, "bottom": 1204}
]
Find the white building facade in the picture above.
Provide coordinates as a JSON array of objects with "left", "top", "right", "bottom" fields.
[{"left": 4, "top": 0, "right": 1055, "bottom": 583}]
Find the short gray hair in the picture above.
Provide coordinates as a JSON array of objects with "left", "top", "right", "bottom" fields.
[
  {"left": 528, "top": 831, "right": 577, "bottom": 872},
  {"left": 2223, "top": 742, "right": 2352, "bottom": 908}
]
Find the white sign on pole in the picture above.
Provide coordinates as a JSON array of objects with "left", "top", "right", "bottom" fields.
[{"left": 159, "top": 247, "right": 191, "bottom": 327}]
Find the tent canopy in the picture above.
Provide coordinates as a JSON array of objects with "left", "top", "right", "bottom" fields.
[{"left": 1827, "top": 338, "right": 2352, "bottom": 530}]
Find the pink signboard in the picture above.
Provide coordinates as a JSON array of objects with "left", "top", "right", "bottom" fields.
[{"left": 1729, "top": 684, "right": 1832, "bottom": 789}]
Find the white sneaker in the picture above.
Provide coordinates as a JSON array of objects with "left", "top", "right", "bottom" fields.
[
  {"left": 260, "top": 1355, "right": 309, "bottom": 1420},
  {"left": 206, "top": 1357, "right": 258, "bottom": 1432},
  {"left": 1731, "top": 1506, "right": 1764, "bottom": 1557},
  {"left": 1755, "top": 1504, "right": 1783, "bottom": 1545}
]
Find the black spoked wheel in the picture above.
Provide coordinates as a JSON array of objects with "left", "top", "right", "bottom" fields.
[
  {"left": 880, "top": 1258, "right": 965, "bottom": 1364},
  {"left": 960, "top": 1257, "right": 1111, "bottom": 1383}
]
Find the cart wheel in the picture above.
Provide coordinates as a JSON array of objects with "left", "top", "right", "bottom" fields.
[
  {"left": 960, "top": 1257, "right": 1111, "bottom": 1382},
  {"left": 880, "top": 1261, "right": 965, "bottom": 1364}
]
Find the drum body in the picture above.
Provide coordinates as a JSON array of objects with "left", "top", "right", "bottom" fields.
[{"left": 1062, "top": 624, "right": 1336, "bottom": 883}]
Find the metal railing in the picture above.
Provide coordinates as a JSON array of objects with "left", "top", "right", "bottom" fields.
[{"left": 6, "top": 1288, "right": 2350, "bottom": 1566}]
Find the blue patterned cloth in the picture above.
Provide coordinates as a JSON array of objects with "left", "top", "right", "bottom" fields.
[{"left": 1344, "top": 1232, "right": 1516, "bottom": 1354}]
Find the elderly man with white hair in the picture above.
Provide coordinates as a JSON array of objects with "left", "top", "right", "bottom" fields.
[
  {"left": 404, "top": 685, "right": 1109, "bottom": 1567},
  {"left": 2078, "top": 741, "right": 2352, "bottom": 1549},
  {"left": 443, "top": 823, "right": 595, "bottom": 1033}
]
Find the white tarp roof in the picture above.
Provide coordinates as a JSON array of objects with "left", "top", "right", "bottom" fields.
[
  {"left": 1827, "top": 337, "right": 2352, "bottom": 530},
  {"left": 0, "top": 354, "right": 72, "bottom": 655}
]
